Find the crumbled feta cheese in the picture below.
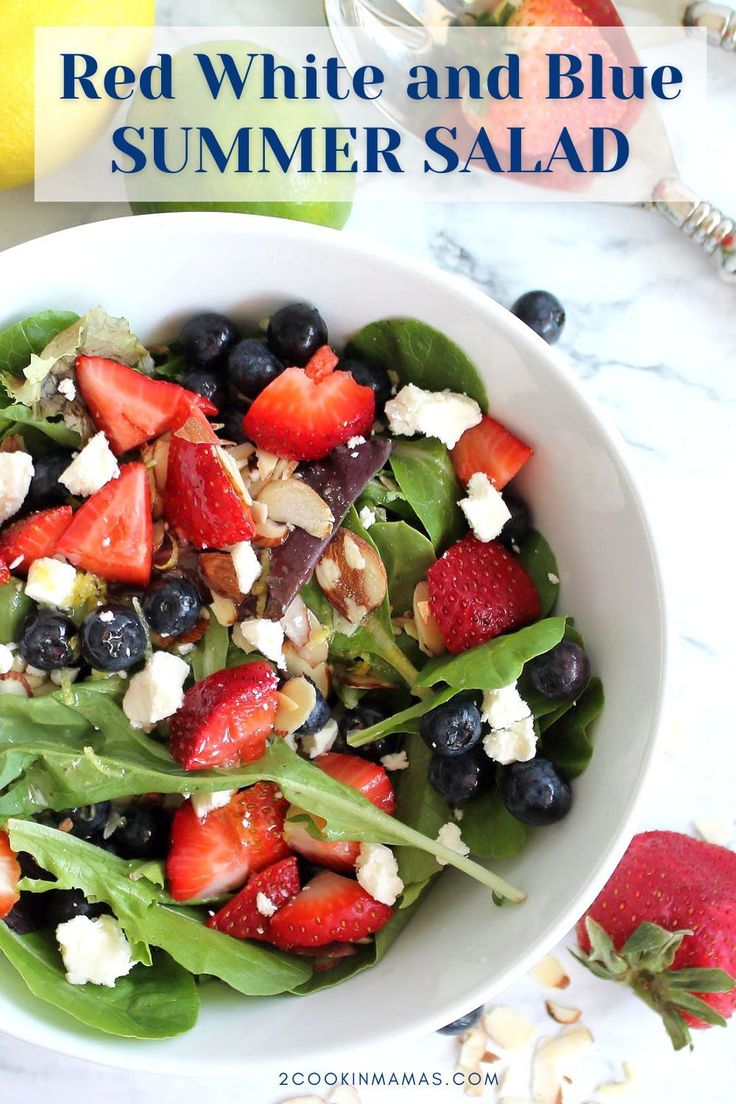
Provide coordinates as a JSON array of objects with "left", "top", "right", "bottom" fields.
[
  {"left": 481, "top": 682, "right": 531, "bottom": 729},
  {"left": 256, "top": 892, "right": 278, "bottom": 918},
  {"left": 356, "top": 843, "right": 404, "bottom": 906},
  {"left": 436, "top": 821, "right": 470, "bottom": 865},
  {"left": 459, "top": 472, "right": 511, "bottom": 542},
  {"left": 234, "top": 618, "right": 285, "bottom": 667},
  {"left": 380, "top": 750, "right": 409, "bottom": 771},
  {"left": 483, "top": 715, "right": 537, "bottom": 766},
  {"left": 98, "top": 609, "right": 115, "bottom": 623},
  {"left": 25, "top": 557, "right": 79, "bottom": 609},
  {"left": 59, "top": 432, "right": 120, "bottom": 498},
  {"left": 548, "top": 572, "right": 560, "bottom": 585},
  {"left": 230, "top": 541, "right": 262, "bottom": 595},
  {"left": 122, "top": 651, "right": 189, "bottom": 728},
  {"left": 57, "top": 377, "right": 77, "bottom": 401},
  {"left": 301, "top": 717, "right": 339, "bottom": 759},
  {"left": 191, "top": 790, "right": 234, "bottom": 819},
  {"left": 0, "top": 452, "right": 33, "bottom": 525},
  {"left": 56, "top": 914, "right": 133, "bottom": 988},
  {"left": 0, "top": 644, "right": 13, "bottom": 675},
  {"left": 209, "top": 592, "right": 237, "bottom": 627},
  {"left": 358, "top": 505, "right": 376, "bottom": 529},
  {"left": 346, "top": 435, "right": 366, "bottom": 449},
  {"left": 384, "top": 383, "right": 482, "bottom": 449}
]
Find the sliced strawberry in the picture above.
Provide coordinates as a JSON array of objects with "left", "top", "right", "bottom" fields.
[
  {"left": 76, "top": 356, "right": 213, "bottom": 455},
  {"left": 284, "top": 752, "right": 395, "bottom": 873},
  {"left": 0, "top": 831, "right": 21, "bottom": 920},
  {"left": 166, "top": 782, "right": 290, "bottom": 902},
  {"left": 451, "top": 415, "right": 532, "bottom": 489},
  {"left": 206, "top": 856, "right": 300, "bottom": 940},
  {"left": 169, "top": 661, "right": 279, "bottom": 771},
  {"left": 428, "top": 535, "right": 541, "bottom": 654},
  {"left": 269, "top": 870, "right": 393, "bottom": 950},
  {"left": 0, "top": 558, "right": 9, "bottom": 586},
  {"left": 243, "top": 367, "right": 375, "bottom": 462},
  {"left": 0, "top": 506, "right": 74, "bottom": 576},
  {"left": 55, "top": 464, "right": 152, "bottom": 586},
  {"left": 304, "top": 345, "right": 339, "bottom": 383},
  {"left": 165, "top": 436, "right": 254, "bottom": 549}
]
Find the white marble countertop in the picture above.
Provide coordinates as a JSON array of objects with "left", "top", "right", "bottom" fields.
[{"left": 1, "top": 1, "right": 735, "bottom": 1101}]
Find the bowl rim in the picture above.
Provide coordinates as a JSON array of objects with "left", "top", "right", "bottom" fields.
[{"left": 0, "top": 211, "right": 671, "bottom": 1074}]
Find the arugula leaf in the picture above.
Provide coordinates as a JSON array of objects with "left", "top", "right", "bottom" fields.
[
  {"left": 0, "top": 925, "right": 199, "bottom": 1039},
  {"left": 514, "top": 529, "right": 560, "bottom": 617},
  {"left": 394, "top": 733, "right": 451, "bottom": 888},
  {"left": 460, "top": 790, "right": 527, "bottom": 861},
  {"left": 416, "top": 617, "right": 567, "bottom": 691},
  {"left": 370, "top": 521, "right": 435, "bottom": 615},
  {"left": 0, "top": 579, "right": 34, "bottom": 644},
  {"left": 190, "top": 618, "right": 230, "bottom": 682},
  {"left": 539, "top": 677, "right": 604, "bottom": 778},
  {"left": 390, "top": 439, "right": 465, "bottom": 552},
  {"left": 0, "top": 311, "right": 79, "bottom": 377},
  {"left": 7, "top": 820, "right": 312, "bottom": 996},
  {"left": 346, "top": 318, "right": 488, "bottom": 411}
]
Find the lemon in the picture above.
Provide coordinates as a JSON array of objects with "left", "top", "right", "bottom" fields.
[{"left": 0, "top": 0, "right": 155, "bottom": 190}]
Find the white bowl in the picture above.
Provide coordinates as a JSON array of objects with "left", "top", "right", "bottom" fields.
[{"left": 0, "top": 213, "right": 668, "bottom": 1074}]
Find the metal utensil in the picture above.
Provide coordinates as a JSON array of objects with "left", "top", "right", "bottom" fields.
[{"left": 325, "top": 0, "right": 736, "bottom": 282}]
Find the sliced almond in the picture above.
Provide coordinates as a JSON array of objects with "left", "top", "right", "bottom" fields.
[
  {"left": 251, "top": 499, "right": 269, "bottom": 526},
  {"left": 545, "top": 1001, "right": 581, "bottom": 1025},
  {"left": 532, "top": 1026, "right": 593, "bottom": 1104},
  {"left": 413, "top": 580, "right": 445, "bottom": 656},
  {"left": 209, "top": 593, "right": 238, "bottom": 627},
  {"left": 141, "top": 435, "right": 170, "bottom": 491},
  {"left": 316, "top": 529, "right": 387, "bottom": 624},
  {"left": 254, "top": 448, "right": 280, "bottom": 481},
  {"left": 532, "top": 955, "right": 571, "bottom": 990},
  {"left": 257, "top": 478, "right": 334, "bottom": 539},
  {"left": 483, "top": 1006, "right": 535, "bottom": 1051},
  {"left": 199, "top": 552, "right": 242, "bottom": 601},
  {"left": 458, "top": 1026, "right": 489, "bottom": 1097},
  {"left": 0, "top": 434, "right": 25, "bottom": 453},
  {"left": 253, "top": 515, "right": 288, "bottom": 548},
  {"left": 283, "top": 645, "right": 331, "bottom": 698},
  {"left": 338, "top": 666, "right": 397, "bottom": 689},
  {"left": 218, "top": 445, "right": 252, "bottom": 505},
  {"left": 596, "top": 1063, "right": 635, "bottom": 1099},
  {"left": 225, "top": 442, "right": 254, "bottom": 469},
  {"left": 281, "top": 595, "right": 311, "bottom": 648},
  {"left": 694, "top": 817, "right": 734, "bottom": 846},
  {"left": 274, "top": 676, "right": 317, "bottom": 735}
]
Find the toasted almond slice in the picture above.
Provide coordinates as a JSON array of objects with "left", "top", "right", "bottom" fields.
[
  {"left": 532, "top": 1026, "right": 593, "bottom": 1104},
  {"left": 281, "top": 595, "right": 311, "bottom": 648},
  {"left": 253, "top": 515, "right": 289, "bottom": 548},
  {"left": 458, "top": 1026, "right": 489, "bottom": 1098},
  {"left": 694, "top": 818, "right": 734, "bottom": 846},
  {"left": 141, "top": 435, "right": 170, "bottom": 491},
  {"left": 316, "top": 529, "right": 387, "bottom": 624},
  {"left": 199, "top": 552, "right": 242, "bottom": 601},
  {"left": 595, "top": 1063, "right": 635, "bottom": 1099},
  {"left": 283, "top": 646, "right": 331, "bottom": 698},
  {"left": 483, "top": 1007, "right": 535, "bottom": 1050},
  {"left": 209, "top": 593, "right": 238, "bottom": 627},
  {"left": 298, "top": 611, "right": 330, "bottom": 666},
  {"left": 545, "top": 1001, "right": 581, "bottom": 1025},
  {"left": 258, "top": 478, "right": 334, "bottom": 538},
  {"left": 274, "top": 676, "right": 318, "bottom": 735},
  {"left": 225, "top": 441, "right": 254, "bottom": 469},
  {"left": 251, "top": 499, "right": 268, "bottom": 526},
  {"left": 413, "top": 580, "right": 445, "bottom": 656},
  {"left": 255, "top": 449, "right": 280, "bottom": 480},
  {"left": 532, "top": 955, "right": 571, "bottom": 990}
]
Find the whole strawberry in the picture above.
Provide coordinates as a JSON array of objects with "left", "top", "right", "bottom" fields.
[{"left": 575, "top": 831, "right": 736, "bottom": 1049}]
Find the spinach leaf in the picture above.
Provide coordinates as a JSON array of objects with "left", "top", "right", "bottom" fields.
[
  {"left": 416, "top": 617, "right": 567, "bottom": 691},
  {"left": 460, "top": 790, "right": 527, "bottom": 861},
  {"left": 356, "top": 472, "right": 417, "bottom": 524},
  {"left": 0, "top": 925, "right": 199, "bottom": 1039},
  {"left": 190, "top": 618, "right": 230, "bottom": 682},
  {"left": 514, "top": 529, "right": 560, "bottom": 617},
  {"left": 7, "top": 820, "right": 312, "bottom": 996},
  {"left": 0, "top": 579, "right": 33, "bottom": 643},
  {"left": 347, "top": 318, "right": 488, "bottom": 411},
  {"left": 390, "top": 439, "right": 464, "bottom": 552},
  {"left": 0, "top": 402, "right": 81, "bottom": 449},
  {"left": 369, "top": 521, "right": 435, "bottom": 616},
  {"left": 0, "top": 311, "right": 79, "bottom": 377},
  {"left": 539, "top": 677, "right": 604, "bottom": 778},
  {"left": 394, "top": 733, "right": 451, "bottom": 888},
  {"left": 347, "top": 686, "right": 457, "bottom": 748}
]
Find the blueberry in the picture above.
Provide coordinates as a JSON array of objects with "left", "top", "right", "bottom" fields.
[
  {"left": 499, "top": 490, "right": 533, "bottom": 549},
  {"left": 419, "top": 695, "right": 482, "bottom": 758},
  {"left": 217, "top": 408, "right": 248, "bottom": 445},
  {"left": 26, "top": 449, "right": 72, "bottom": 510},
  {"left": 107, "top": 804, "right": 171, "bottom": 860},
  {"left": 228, "top": 338, "right": 285, "bottom": 399},
  {"left": 80, "top": 604, "right": 147, "bottom": 672},
  {"left": 182, "top": 369, "right": 224, "bottom": 409},
  {"left": 511, "top": 290, "right": 565, "bottom": 345},
  {"left": 53, "top": 802, "right": 112, "bottom": 840},
  {"left": 437, "top": 1006, "right": 484, "bottom": 1036},
  {"left": 4, "top": 894, "right": 48, "bottom": 934},
  {"left": 528, "top": 641, "right": 590, "bottom": 702},
  {"left": 340, "top": 357, "right": 393, "bottom": 414},
  {"left": 298, "top": 683, "right": 332, "bottom": 736},
  {"left": 142, "top": 574, "right": 202, "bottom": 638},
  {"left": 267, "top": 303, "right": 327, "bottom": 367},
  {"left": 335, "top": 698, "right": 399, "bottom": 762},
  {"left": 428, "top": 750, "right": 493, "bottom": 804},
  {"left": 18, "top": 610, "right": 79, "bottom": 671},
  {"left": 501, "top": 758, "right": 572, "bottom": 826},
  {"left": 44, "top": 889, "right": 107, "bottom": 929},
  {"left": 180, "top": 312, "right": 238, "bottom": 368}
]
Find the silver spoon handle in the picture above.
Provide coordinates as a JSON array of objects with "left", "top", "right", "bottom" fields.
[
  {"left": 684, "top": 2, "right": 736, "bottom": 49},
  {"left": 651, "top": 178, "right": 736, "bottom": 283}
]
